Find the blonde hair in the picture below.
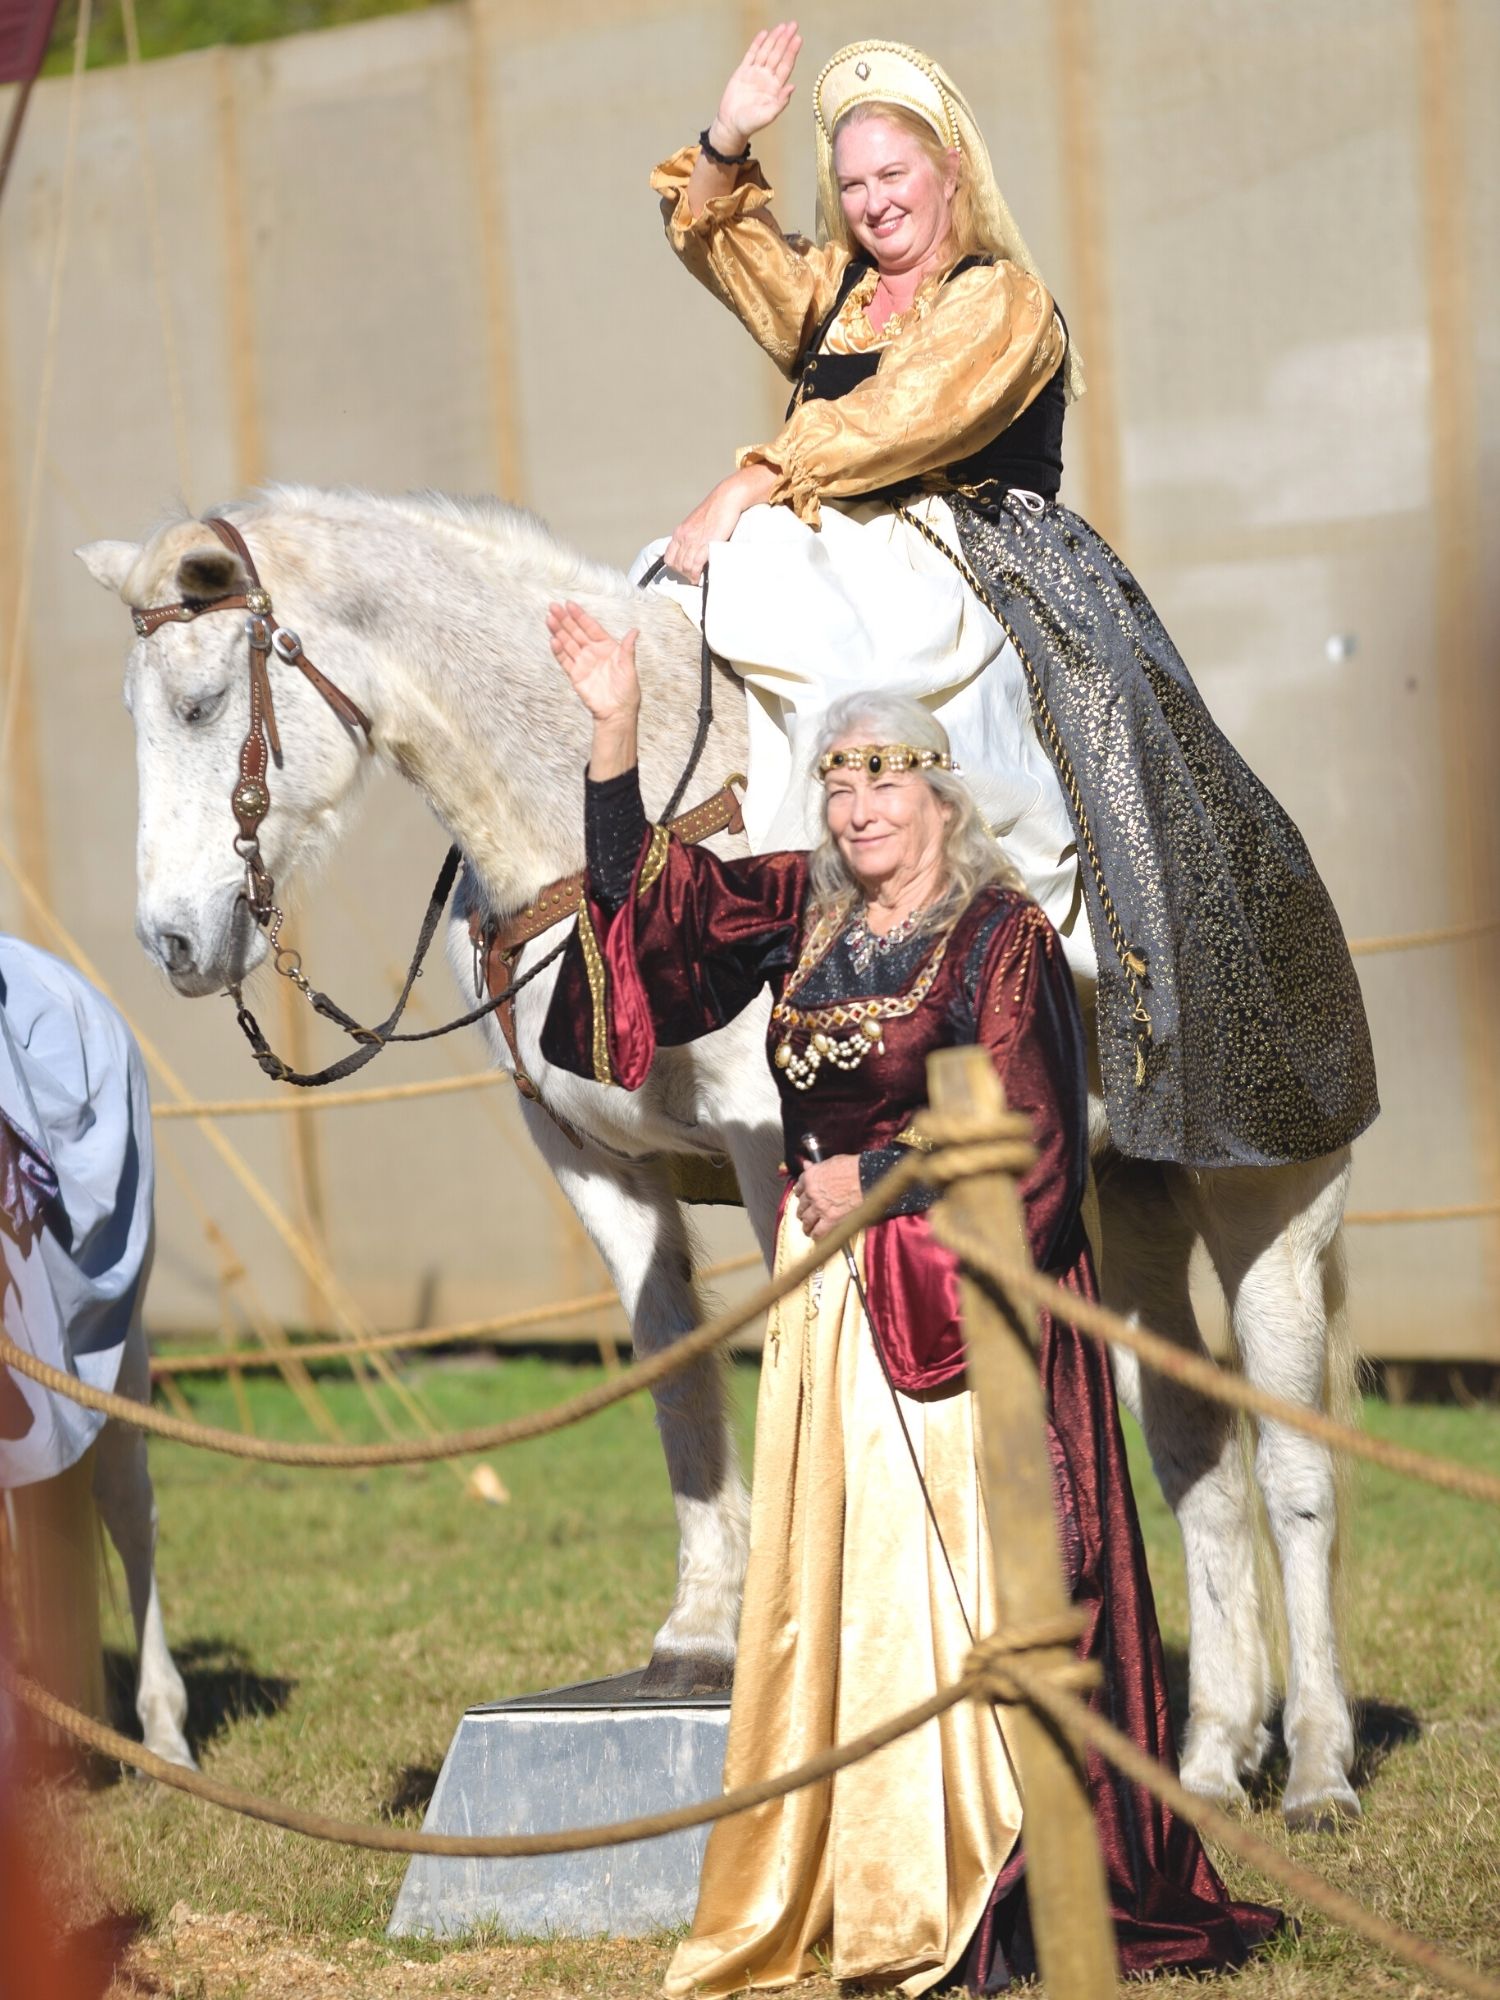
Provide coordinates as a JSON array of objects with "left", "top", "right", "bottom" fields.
[
  {"left": 807, "top": 692, "right": 1022, "bottom": 934},
  {"left": 830, "top": 101, "right": 1003, "bottom": 272}
]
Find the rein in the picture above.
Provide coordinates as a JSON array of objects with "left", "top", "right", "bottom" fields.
[{"left": 127, "top": 520, "right": 727, "bottom": 1090}]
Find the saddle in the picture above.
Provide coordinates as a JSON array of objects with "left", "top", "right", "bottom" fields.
[{"left": 466, "top": 780, "right": 745, "bottom": 1148}]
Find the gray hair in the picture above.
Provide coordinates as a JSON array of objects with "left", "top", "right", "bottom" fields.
[{"left": 807, "top": 690, "right": 1022, "bottom": 932}]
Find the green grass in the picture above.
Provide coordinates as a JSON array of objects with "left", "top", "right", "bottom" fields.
[
  {"left": 42, "top": 0, "right": 446, "bottom": 74},
  {"left": 30, "top": 1366, "right": 1500, "bottom": 1996}
]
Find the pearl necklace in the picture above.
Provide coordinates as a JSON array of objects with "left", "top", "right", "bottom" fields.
[{"left": 774, "top": 1013, "right": 885, "bottom": 1091}]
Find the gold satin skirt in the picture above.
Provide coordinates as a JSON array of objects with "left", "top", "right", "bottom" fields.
[{"left": 664, "top": 1213, "right": 1023, "bottom": 1998}]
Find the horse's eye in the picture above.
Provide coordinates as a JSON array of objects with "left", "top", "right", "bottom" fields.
[{"left": 179, "top": 688, "right": 227, "bottom": 727}]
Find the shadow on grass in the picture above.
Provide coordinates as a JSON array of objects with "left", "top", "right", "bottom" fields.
[
  {"left": 100, "top": 1637, "right": 295, "bottom": 1777},
  {"left": 1350, "top": 1696, "right": 1423, "bottom": 1787},
  {"left": 383, "top": 1763, "right": 441, "bottom": 1821},
  {"left": 1160, "top": 1646, "right": 1421, "bottom": 1810},
  {"left": 1243, "top": 1695, "right": 1422, "bottom": 1811}
]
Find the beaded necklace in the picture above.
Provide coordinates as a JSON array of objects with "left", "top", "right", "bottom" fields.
[
  {"left": 844, "top": 901, "right": 930, "bottom": 975},
  {"left": 770, "top": 902, "right": 956, "bottom": 1092}
]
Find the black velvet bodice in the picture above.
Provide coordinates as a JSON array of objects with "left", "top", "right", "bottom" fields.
[{"left": 787, "top": 254, "right": 1066, "bottom": 503}]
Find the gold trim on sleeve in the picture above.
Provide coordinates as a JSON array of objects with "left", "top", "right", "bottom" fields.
[
  {"left": 575, "top": 894, "right": 615, "bottom": 1087},
  {"left": 635, "top": 823, "right": 671, "bottom": 897}
]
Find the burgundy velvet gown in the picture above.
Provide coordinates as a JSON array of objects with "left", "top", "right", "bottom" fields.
[{"left": 541, "top": 815, "right": 1280, "bottom": 1987}]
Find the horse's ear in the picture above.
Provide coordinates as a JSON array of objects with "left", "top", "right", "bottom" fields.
[
  {"left": 174, "top": 546, "right": 246, "bottom": 600},
  {"left": 75, "top": 540, "right": 141, "bottom": 594}
]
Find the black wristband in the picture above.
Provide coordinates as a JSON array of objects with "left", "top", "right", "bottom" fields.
[{"left": 699, "top": 125, "right": 752, "bottom": 167}]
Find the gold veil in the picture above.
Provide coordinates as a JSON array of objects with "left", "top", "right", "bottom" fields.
[{"left": 812, "top": 39, "right": 1085, "bottom": 401}]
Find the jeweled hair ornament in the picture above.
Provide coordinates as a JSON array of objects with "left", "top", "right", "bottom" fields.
[
  {"left": 812, "top": 38, "right": 1085, "bottom": 403},
  {"left": 817, "top": 742, "right": 956, "bottom": 778}
]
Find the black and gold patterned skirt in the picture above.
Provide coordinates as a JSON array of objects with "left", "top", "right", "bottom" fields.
[{"left": 944, "top": 494, "right": 1378, "bottom": 1170}]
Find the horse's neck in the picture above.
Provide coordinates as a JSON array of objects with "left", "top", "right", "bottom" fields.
[{"left": 281, "top": 507, "right": 726, "bottom": 918}]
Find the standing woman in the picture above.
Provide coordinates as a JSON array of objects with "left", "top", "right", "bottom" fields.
[
  {"left": 541, "top": 600, "right": 1281, "bottom": 1994},
  {"left": 646, "top": 25, "right": 1376, "bottom": 1175}
]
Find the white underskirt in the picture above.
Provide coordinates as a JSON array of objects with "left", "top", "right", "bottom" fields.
[{"left": 635, "top": 495, "right": 1095, "bottom": 983}]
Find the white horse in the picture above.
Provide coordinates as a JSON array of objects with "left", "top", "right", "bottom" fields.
[
  {"left": 94, "top": 1323, "right": 197, "bottom": 1768},
  {"left": 79, "top": 485, "right": 1359, "bottom": 1825}
]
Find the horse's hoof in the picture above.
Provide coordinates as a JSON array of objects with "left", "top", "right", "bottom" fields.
[
  {"left": 141, "top": 1733, "right": 198, "bottom": 1773},
  {"left": 1178, "top": 1745, "right": 1249, "bottom": 1811},
  {"left": 1283, "top": 1790, "right": 1360, "bottom": 1834},
  {"left": 636, "top": 1652, "right": 734, "bottom": 1699}
]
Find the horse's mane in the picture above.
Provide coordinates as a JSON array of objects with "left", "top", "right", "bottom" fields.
[{"left": 240, "top": 484, "right": 637, "bottom": 601}]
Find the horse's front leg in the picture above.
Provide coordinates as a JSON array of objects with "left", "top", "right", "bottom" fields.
[
  {"left": 92, "top": 1317, "right": 196, "bottom": 1768},
  {"left": 1099, "top": 1158, "right": 1272, "bottom": 1805},
  {"left": 1197, "top": 1151, "right": 1358, "bottom": 1828},
  {"left": 522, "top": 1098, "right": 750, "bottom": 1695}
]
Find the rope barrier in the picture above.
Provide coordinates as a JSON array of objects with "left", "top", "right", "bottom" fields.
[
  {"left": 147, "top": 1252, "right": 764, "bottom": 1376},
  {"left": 9, "top": 1103, "right": 1496, "bottom": 1995},
  {"left": 152, "top": 1070, "right": 514, "bottom": 1118},
  {"left": 2, "top": 1657, "right": 979, "bottom": 1855},
  {"left": 1347, "top": 914, "right": 1499, "bottom": 956},
  {"left": 9, "top": 1643, "right": 1496, "bottom": 1997},
  {"left": 937, "top": 1213, "right": 1500, "bottom": 1510},
  {"left": 1, "top": 1618, "right": 1091, "bottom": 1857},
  {"left": 0, "top": 1144, "right": 1025, "bottom": 1466},
  {"left": 1007, "top": 1655, "right": 1500, "bottom": 2000},
  {"left": 7, "top": 1127, "right": 1500, "bottom": 1506}
]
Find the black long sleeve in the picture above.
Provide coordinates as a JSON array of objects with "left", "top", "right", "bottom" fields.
[{"left": 585, "top": 765, "right": 651, "bottom": 914}]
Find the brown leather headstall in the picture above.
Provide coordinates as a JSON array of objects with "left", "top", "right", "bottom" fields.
[{"left": 130, "top": 515, "right": 372, "bottom": 940}]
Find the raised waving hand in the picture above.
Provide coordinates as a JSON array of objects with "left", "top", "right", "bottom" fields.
[
  {"left": 711, "top": 21, "right": 802, "bottom": 153},
  {"left": 546, "top": 600, "right": 640, "bottom": 780}
]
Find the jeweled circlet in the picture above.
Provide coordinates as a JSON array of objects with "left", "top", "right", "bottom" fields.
[{"left": 817, "top": 742, "right": 955, "bottom": 778}]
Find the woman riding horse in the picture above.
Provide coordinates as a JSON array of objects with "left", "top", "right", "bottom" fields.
[{"left": 647, "top": 24, "right": 1377, "bottom": 1173}]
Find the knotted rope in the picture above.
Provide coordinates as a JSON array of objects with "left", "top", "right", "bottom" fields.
[
  {"left": 1003, "top": 1653, "right": 1500, "bottom": 2000},
  {"left": 8, "top": 1640, "right": 1496, "bottom": 1998},
  {"left": 963, "top": 1609, "right": 1101, "bottom": 1703}
]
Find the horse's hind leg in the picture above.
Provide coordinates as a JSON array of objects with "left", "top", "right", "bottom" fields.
[
  {"left": 533, "top": 1108, "right": 749, "bottom": 1695},
  {"left": 92, "top": 1319, "right": 195, "bottom": 1768},
  {"left": 1098, "top": 1158, "right": 1272, "bottom": 1805},
  {"left": 1196, "top": 1151, "right": 1357, "bottom": 1827}
]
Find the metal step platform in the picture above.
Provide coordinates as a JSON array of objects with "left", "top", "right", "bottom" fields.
[{"left": 387, "top": 1668, "right": 731, "bottom": 1940}]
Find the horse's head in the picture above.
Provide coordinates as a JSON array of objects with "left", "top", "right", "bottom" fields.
[{"left": 77, "top": 516, "right": 373, "bottom": 997}]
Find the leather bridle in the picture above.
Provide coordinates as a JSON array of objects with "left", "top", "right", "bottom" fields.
[
  {"left": 132, "top": 516, "right": 372, "bottom": 952},
  {"left": 125, "top": 520, "right": 730, "bottom": 1093}
]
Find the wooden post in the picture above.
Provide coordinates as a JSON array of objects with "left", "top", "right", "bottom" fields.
[{"left": 926, "top": 1046, "right": 1117, "bottom": 1998}]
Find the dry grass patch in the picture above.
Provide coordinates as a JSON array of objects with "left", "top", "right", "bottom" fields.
[{"left": 19, "top": 1364, "right": 1497, "bottom": 1997}]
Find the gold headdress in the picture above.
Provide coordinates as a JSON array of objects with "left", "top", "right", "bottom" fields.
[{"left": 812, "top": 40, "right": 1085, "bottom": 402}]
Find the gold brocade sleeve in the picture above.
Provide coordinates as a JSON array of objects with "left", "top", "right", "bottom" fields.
[
  {"left": 736, "top": 260, "right": 1067, "bottom": 525},
  {"left": 651, "top": 143, "right": 852, "bottom": 376}
]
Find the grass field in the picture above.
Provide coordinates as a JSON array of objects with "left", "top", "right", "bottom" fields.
[{"left": 28, "top": 1359, "right": 1500, "bottom": 1997}]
